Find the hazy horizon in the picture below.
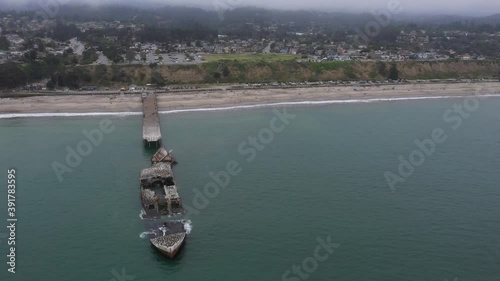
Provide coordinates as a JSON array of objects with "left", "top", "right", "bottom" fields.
[{"left": 1, "top": 0, "right": 499, "bottom": 17}]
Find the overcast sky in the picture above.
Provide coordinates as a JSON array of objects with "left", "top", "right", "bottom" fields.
[{"left": 1, "top": 0, "right": 499, "bottom": 16}]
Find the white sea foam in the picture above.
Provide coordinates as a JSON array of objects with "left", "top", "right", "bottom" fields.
[
  {"left": 1, "top": 94, "right": 499, "bottom": 119},
  {"left": 0, "top": 111, "right": 142, "bottom": 119},
  {"left": 160, "top": 94, "right": 500, "bottom": 115},
  {"left": 139, "top": 231, "right": 156, "bottom": 239},
  {"left": 183, "top": 220, "right": 193, "bottom": 234},
  {"left": 139, "top": 209, "right": 146, "bottom": 220}
]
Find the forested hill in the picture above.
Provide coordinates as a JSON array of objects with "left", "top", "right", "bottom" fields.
[{"left": 2, "top": 5, "right": 500, "bottom": 29}]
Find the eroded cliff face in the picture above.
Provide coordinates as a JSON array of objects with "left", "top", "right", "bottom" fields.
[
  {"left": 396, "top": 61, "right": 500, "bottom": 79},
  {"left": 124, "top": 61, "right": 500, "bottom": 83},
  {"left": 76, "top": 60, "right": 500, "bottom": 86}
]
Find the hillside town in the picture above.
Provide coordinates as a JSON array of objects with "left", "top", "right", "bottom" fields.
[
  {"left": 1, "top": 10, "right": 500, "bottom": 66},
  {"left": 1, "top": 6, "right": 500, "bottom": 90}
]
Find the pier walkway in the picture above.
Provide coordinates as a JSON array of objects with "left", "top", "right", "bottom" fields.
[{"left": 142, "top": 92, "right": 162, "bottom": 146}]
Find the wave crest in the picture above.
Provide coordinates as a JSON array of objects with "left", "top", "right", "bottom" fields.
[{"left": 2, "top": 94, "right": 498, "bottom": 119}]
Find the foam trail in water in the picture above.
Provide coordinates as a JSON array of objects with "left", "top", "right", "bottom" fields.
[
  {"left": 139, "top": 231, "right": 156, "bottom": 239},
  {"left": 139, "top": 209, "right": 146, "bottom": 220},
  {"left": 183, "top": 220, "right": 193, "bottom": 234}
]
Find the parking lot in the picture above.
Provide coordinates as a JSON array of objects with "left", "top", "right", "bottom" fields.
[{"left": 132, "top": 52, "right": 205, "bottom": 65}]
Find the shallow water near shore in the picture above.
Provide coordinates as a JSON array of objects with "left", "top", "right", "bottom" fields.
[{"left": 1, "top": 97, "right": 500, "bottom": 281}]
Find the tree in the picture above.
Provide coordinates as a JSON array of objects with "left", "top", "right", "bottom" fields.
[
  {"left": 376, "top": 61, "right": 388, "bottom": 77},
  {"left": 23, "top": 50, "right": 38, "bottom": 63},
  {"left": 0, "top": 36, "right": 11, "bottom": 50},
  {"left": 22, "top": 39, "right": 34, "bottom": 51},
  {"left": 222, "top": 65, "right": 230, "bottom": 77},
  {"left": 82, "top": 49, "right": 98, "bottom": 65},
  {"left": 51, "top": 21, "right": 80, "bottom": 42},
  {"left": 150, "top": 71, "right": 165, "bottom": 86},
  {"left": 0, "top": 64, "right": 27, "bottom": 89},
  {"left": 102, "top": 45, "right": 124, "bottom": 64},
  {"left": 388, "top": 63, "right": 399, "bottom": 80},
  {"left": 46, "top": 80, "right": 56, "bottom": 90},
  {"left": 126, "top": 49, "right": 135, "bottom": 64},
  {"left": 37, "top": 41, "right": 46, "bottom": 52}
]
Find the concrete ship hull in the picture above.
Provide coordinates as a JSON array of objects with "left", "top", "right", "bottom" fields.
[
  {"left": 145, "top": 221, "right": 188, "bottom": 259},
  {"left": 150, "top": 233, "right": 186, "bottom": 258}
]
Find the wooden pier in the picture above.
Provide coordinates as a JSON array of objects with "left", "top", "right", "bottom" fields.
[{"left": 142, "top": 92, "right": 162, "bottom": 147}]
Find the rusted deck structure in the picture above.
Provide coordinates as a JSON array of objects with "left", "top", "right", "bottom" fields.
[
  {"left": 142, "top": 93, "right": 162, "bottom": 147},
  {"left": 140, "top": 148, "right": 183, "bottom": 219},
  {"left": 151, "top": 147, "right": 177, "bottom": 165}
]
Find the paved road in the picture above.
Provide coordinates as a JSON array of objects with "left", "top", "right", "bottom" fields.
[
  {"left": 123, "top": 52, "right": 204, "bottom": 65},
  {"left": 263, "top": 41, "right": 274, "bottom": 53},
  {"left": 69, "top": 38, "right": 85, "bottom": 56}
]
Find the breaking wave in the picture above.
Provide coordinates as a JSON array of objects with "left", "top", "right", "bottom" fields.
[
  {"left": 183, "top": 220, "right": 193, "bottom": 234},
  {"left": 0, "top": 111, "right": 142, "bottom": 119},
  {"left": 158, "top": 94, "right": 500, "bottom": 114},
  {"left": 1, "top": 94, "right": 498, "bottom": 119}
]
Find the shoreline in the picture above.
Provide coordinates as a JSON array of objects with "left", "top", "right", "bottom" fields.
[
  {"left": 1, "top": 82, "right": 500, "bottom": 119},
  {"left": 2, "top": 95, "right": 500, "bottom": 119}
]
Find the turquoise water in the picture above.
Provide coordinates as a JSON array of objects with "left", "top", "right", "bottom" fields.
[{"left": 1, "top": 97, "right": 500, "bottom": 281}]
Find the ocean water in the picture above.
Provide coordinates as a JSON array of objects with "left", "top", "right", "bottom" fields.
[{"left": 1, "top": 96, "right": 500, "bottom": 281}]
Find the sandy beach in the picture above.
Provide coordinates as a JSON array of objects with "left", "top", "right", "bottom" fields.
[{"left": 1, "top": 82, "right": 500, "bottom": 115}]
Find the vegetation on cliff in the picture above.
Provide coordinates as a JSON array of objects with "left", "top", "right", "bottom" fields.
[{"left": 1, "top": 60, "right": 500, "bottom": 89}]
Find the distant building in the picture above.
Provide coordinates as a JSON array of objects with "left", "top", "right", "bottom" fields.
[{"left": 461, "top": 53, "right": 471, "bottom": 60}]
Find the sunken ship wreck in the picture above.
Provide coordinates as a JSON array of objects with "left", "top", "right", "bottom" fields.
[
  {"left": 140, "top": 93, "right": 189, "bottom": 259},
  {"left": 140, "top": 147, "right": 188, "bottom": 258}
]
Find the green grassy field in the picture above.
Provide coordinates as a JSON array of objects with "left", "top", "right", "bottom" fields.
[{"left": 203, "top": 53, "right": 299, "bottom": 62}]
